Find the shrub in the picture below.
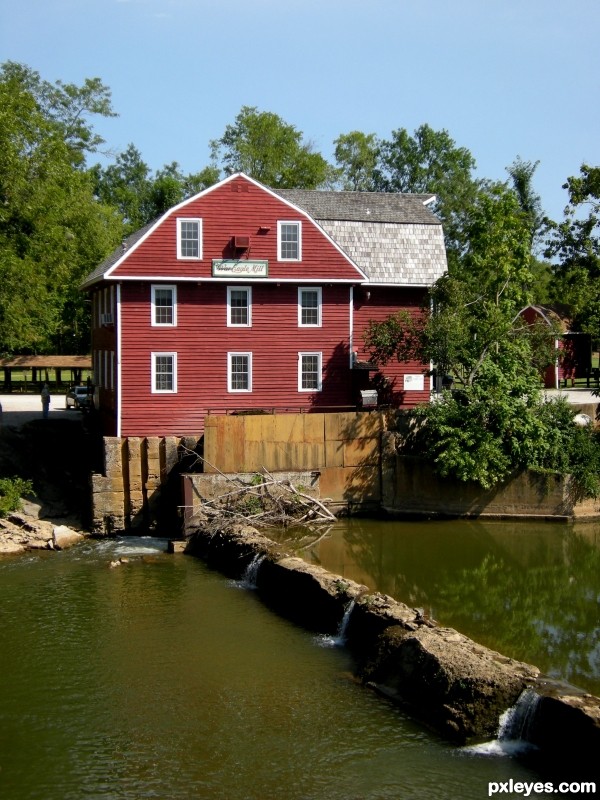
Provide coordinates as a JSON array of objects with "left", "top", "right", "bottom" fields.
[
  {"left": 408, "top": 363, "right": 600, "bottom": 498},
  {"left": 0, "top": 476, "right": 34, "bottom": 518}
]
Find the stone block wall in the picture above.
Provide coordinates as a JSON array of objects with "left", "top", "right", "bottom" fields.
[{"left": 91, "top": 435, "right": 194, "bottom": 536}]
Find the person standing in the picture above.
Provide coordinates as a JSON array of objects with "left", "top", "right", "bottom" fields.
[{"left": 41, "top": 383, "right": 51, "bottom": 419}]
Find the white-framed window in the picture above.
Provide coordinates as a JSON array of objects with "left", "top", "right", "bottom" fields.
[
  {"left": 227, "top": 286, "right": 252, "bottom": 327},
  {"left": 177, "top": 218, "right": 202, "bottom": 260},
  {"left": 151, "top": 284, "right": 177, "bottom": 326},
  {"left": 278, "top": 220, "right": 301, "bottom": 261},
  {"left": 298, "top": 287, "right": 322, "bottom": 327},
  {"left": 298, "top": 352, "right": 322, "bottom": 392},
  {"left": 228, "top": 352, "right": 252, "bottom": 392},
  {"left": 152, "top": 352, "right": 177, "bottom": 393}
]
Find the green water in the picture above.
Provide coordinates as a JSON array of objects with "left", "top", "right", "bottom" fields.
[
  {"left": 292, "top": 517, "right": 600, "bottom": 696},
  {"left": 0, "top": 536, "right": 551, "bottom": 799}
]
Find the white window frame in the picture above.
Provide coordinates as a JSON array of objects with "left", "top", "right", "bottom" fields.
[
  {"left": 151, "top": 352, "right": 177, "bottom": 394},
  {"left": 298, "top": 287, "right": 322, "bottom": 327},
  {"left": 277, "top": 220, "right": 302, "bottom": 261},
  {"left": 298, "top": 352, "right": 322, "bottom": 392},
  {"left": 177, "top": 218, "right": 202, "bottom": 260},
  {"left": 151, "top": 284, "right": 177, "bottom": 327},
  {"left": 228, "top": 352, "right": 252, "bottom": 393},
  {"left": 227, "top": 286, "right": 252, "bottom": 327}
]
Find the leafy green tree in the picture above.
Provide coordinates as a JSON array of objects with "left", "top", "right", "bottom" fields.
[
  {"left": 0, "top": 63, "right": 123, "bottom": 355},
  {"left": 365, "top": 183, "right": 534, "bottom": 387},
  {"left": 210, "top": 105, "right": 330, "bottom": 189},
  {"left": 146, "top": 162, "right": 220, "bottom": 219},
  {"left": 506, "top": 156, "right": 544, "bottom": 248},
  {"left": 545, "top": 164, "right": 600, "bottom": 339},
  {"left": 0, "top": 61, "right": 117, "bottom": 168},
  {"left": 92, "top": 143, "right": 151, "bottom": 232},
  {"left": 409, "top": 356, "right": 547, "bottom": 489},
  {"left": 361, "top": 181, "right": 600, "bottom": 491},
  {"left": 373, "top": 123, "right": 479, "bottom": 264},
  {"left": 333, "top": 131, "right": 380, "bottom": 191},
  {"left": 506, "top": 157, "right": 553, "bottom": 303}
]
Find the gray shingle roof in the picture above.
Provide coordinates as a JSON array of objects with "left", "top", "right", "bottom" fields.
[
  {"left": 276, "top": 189, "right": 447, "bottom": 285},
  {"left": 275, "top": 188, "right": 439, "bottom": 225}
]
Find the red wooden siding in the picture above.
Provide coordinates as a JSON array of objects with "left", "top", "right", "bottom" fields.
[
  {"left": 90, "top": 287, "right": 118, "bottom": 432},
  {"left": 353, "top": 286, "right": 431, "bottom": 407},
  {"left": 518, "top": 306, "right": 560, "bottom": 388},
  {"left": 110, "top": 176, "right": 364, "bottom": 283},
  {"left": 118, "top": 282, "right": 356, "bottom": 437}
]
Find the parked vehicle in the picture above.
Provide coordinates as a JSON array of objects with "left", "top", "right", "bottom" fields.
[{"left": 65, "top": 386, "right": 93, "bottom": 410}]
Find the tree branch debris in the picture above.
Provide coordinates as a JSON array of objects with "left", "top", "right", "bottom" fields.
[{"left": 180, "top": 450, "right": 336, "bottom": 535}]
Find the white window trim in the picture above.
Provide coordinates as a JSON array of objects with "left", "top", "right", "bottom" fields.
[
  {"left": 228, "top": 352, "right": 252, "bottom": 393},
  {"left": 227, "top": 286, "right": 252, "bottom": 327},
  {"left": 298, "top": 352, "right": 322, "bottom": 392},
  {"left": 151, "top": 284, "right": 177, "bottom": 327},
  {"left": 277, "top": 220, "right": 302, "bottom": 261},
  {"left": 298, "top": 286, "right": 322, "bottom": 327},
  {"left": 177, "top": 218, "right": 202, "bottom": 260},
  {"left": 151, "top": 352, "right": 177, "bottom": 394}
]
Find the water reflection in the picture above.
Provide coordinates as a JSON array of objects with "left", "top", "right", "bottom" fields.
[{"left": 289, "top": 518, "right": 600, "bottom": 695}]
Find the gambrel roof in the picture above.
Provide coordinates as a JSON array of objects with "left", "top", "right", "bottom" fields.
[
  {"left": 276, "top": 188, "right": 447, "bottom": 286},
  {"left": 83, "top": 175, "right": 447, "bottom": 289}
]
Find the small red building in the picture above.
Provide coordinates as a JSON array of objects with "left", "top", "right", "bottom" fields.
[
  {"left": 517, "top": 305, "right": 593, "bottom": 389},
  {"left": 82, "top": 173, "right": 447, "bottom": 437}
]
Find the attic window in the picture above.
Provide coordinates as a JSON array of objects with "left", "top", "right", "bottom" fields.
[
  {"left": 177, "top": 218, "right": 202, "bottom": 260},
  {"left": 278, "top": 221, "right": 301, "bottom": 261}
]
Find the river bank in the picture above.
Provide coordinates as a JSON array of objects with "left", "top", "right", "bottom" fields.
[
  {"left": 0, "top": 395, "right": 101, "bottom": 546},
  {"left": 0, "top": 507, "right": 86, "bottom": 555}
]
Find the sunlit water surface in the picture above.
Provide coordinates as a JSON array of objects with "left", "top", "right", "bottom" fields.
[{"left": 0, "top": 536, "right": 552, "bottom": 799}]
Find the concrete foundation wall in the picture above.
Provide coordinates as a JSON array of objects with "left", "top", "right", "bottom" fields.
[
  {"left": 203, "top": 411, "right": 385, "bottom": 511},
  {"left": 384, "top": 452, "right": 600, "bottom": 520}
]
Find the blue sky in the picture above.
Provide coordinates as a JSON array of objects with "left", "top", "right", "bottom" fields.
[{"left": 1, "top": 0, "right": 598, "bottom": 222}]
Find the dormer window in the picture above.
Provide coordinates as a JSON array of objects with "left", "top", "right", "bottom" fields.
[
  {"left": 278, "top": 221, "right": 301, "bottom": 261},
  {"left": 177, "top": 218, "right": 202, "bottom": 260}
]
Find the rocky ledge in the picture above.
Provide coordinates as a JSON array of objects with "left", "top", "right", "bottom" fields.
[{"left": 0, "top": 508, "right": 86, "bottom": 555}]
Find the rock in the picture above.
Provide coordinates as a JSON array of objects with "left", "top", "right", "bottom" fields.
[
  {"left": 20, "top": 498, "right": 43, "bottom": 519},
  {"left": 0, "top": 539, "right": 26, "bottom": 555},
  {"left": 52, "top": 526, "right": 85, "bottom": 550},
  {"left": 574, "top": 413, "right": 593, "bottom": 426},
  {"left": 360, "top": 625, "right": 539, "bottom": 743}
]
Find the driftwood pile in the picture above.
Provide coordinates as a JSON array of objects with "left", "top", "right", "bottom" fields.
[{"left": 190, "top": 464, "right": 336, "bottom": 534}]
